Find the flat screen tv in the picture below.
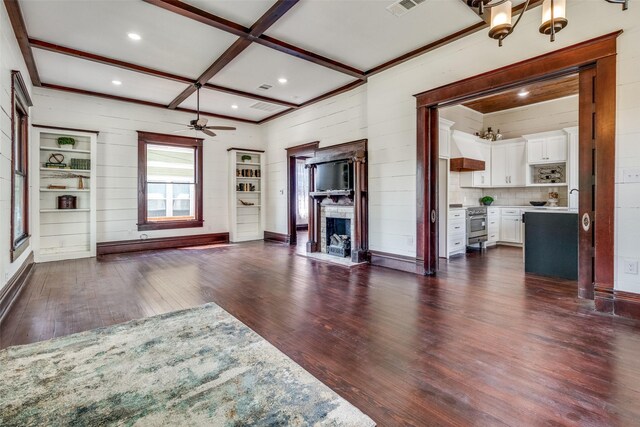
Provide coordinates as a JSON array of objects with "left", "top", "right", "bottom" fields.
[{"left": 315, "top": 161, "right": 352, "bottom": 192}]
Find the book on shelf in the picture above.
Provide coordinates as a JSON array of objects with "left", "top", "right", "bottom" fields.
[{"left": 44, "top": 162, "right": 67, "bottom": 168}]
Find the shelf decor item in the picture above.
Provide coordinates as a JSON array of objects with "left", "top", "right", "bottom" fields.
[
  {"left": 239, "top": 199, "right": 255, "bottom": 206},
  {"left": 480, "top": 196, "right": 494, "bottom": 206},
  {"left": 241, "top": 155, "right": 252, "bottom": 163},
  {"left": 57, "top": 137, "right": 76, "bottom": 148},
  {"left": 57, "top": 195, "right": 77, "bottom": 210}
]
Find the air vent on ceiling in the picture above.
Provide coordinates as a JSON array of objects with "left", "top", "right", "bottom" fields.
[
  {"left": 258, "top": 84, "right": 272, "bottom": 90},
  {"left": 250, "top": 102, "right": 281, "bottom": 112},
  {"left": 386, "top": 0, "right": 426, "bottom": 17}
]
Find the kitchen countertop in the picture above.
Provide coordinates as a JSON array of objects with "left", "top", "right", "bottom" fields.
[{"left": 450, "top": 205, "right": 576, "bottom": 213}]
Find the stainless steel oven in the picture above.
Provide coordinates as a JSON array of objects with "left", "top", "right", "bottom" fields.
[{"left": 466, "top": 206, "right": 488, "bottom": 246}]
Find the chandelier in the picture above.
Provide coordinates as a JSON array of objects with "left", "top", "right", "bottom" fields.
[{"left": 467, "top": 0, "right": 630, "bottom": 47}]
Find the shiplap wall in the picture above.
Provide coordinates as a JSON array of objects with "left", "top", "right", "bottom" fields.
[
  {"left": 31, "top": 88, "right": 264, "bottom": 243},
  {"left": 263, "top": 2, "right": 640, "bottom": 293},
  {"left": 484, "top": 95, "right": 579, "bottom": 139},
  {"left": 0, "top": 3, "right": 33, "bottom": 293}
]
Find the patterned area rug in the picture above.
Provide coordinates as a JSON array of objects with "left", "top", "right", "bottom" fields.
[{"left": 0, "top": 304, "right": 375, "bottom": 426}]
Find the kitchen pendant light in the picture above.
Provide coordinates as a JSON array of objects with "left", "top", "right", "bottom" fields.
[{"left": 467, "top": 0, "right": 630, "bottom": 47}]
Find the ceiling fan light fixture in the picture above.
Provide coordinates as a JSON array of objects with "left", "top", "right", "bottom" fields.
[
  {"left": 488, "top": 1, "right": 512, "bottom": 42},
  {"left": 539, "top": 0, "right": 568, "bottom": 38}
]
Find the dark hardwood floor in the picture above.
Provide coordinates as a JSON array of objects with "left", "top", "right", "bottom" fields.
[{"left": 2, "top": 241, "right": 640, "bottom": 426}]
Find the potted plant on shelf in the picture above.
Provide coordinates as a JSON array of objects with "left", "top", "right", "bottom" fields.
[
  {"left": 241, "top": 155, "right": 252, "bottom": 163},
  {"left": 480, "top": 196, "right": 494, "bottom": 206},
  {"left": 57, "top": 137, "right": 76, "bottom": 148}
]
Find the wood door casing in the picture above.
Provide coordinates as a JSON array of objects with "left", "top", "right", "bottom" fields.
[{"left": 414, "top": 32, "right": 619, "bottom": 311}]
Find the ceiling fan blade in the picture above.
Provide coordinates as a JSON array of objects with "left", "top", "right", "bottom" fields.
[
  {"left": 206, "top": 126, "right": 236, "bottom": 131},
  {"left": 202, "top": 129, "right": 217, "bottom": 137}
]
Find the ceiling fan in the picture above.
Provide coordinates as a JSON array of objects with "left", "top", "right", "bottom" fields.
[{"left": 173, "top": 83, "right": 236, "bottom": 137}]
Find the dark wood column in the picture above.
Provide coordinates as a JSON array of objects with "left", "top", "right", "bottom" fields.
[
  {"left": 351, "top": 155, "right": 368, "bottom": 263},
  {"left": 306, "top": 164, "right": 319, "bottom": 252}
]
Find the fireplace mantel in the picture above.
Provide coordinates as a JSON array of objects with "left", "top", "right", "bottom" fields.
[{"left": 305, "top": 139, "right": 368, "bottom": 263}]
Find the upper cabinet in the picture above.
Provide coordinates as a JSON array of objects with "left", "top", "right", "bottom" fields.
[
  {"left": 460, "top": 140, "right": 492, "bottom": 187},
  {"left": 491, "top": 139, "right": 526, "bottom": 187},
  {"left": 524, "top": 130, "right": 567, "bottom": 164},
  {"left": 439, "top": 118, "right": 454, "bottom": 159}
]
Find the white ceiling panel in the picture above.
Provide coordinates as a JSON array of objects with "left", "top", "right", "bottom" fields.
[
  {"left": 181, "top": 89, "right": 289, "bottom": 122},
  {"left": 34, "top": 49, "right": 187, "bottom": 105},
  {"left": 21, "top": 0, "right": 238, "bottom": 79},
  {"left": 185, "top": 0, "right": 275, "bottom": 28},
  {"left": 265, "top": 0, "right": 484, "bottom": 71},
  {"left": 209, "top": 43, "right": 356, "bottom": 103}
]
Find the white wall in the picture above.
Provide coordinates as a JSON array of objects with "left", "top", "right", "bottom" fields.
[
  {"left": 32, "top": 88, "right": 264, "bottom": 243},
  {"left": 0, "top": 3, "right": 33, "bottom": 293},
  {"left": 262, "top": 2, "right": 640, "bottom": 293},
  {"left": 262, "top": 85, "right": 367, "bottom": 234},
  {"left": 440, "top": 105, "right": 483, "bottom": 135},
  {"left": 484, "top": 95, "right": 579, "bottom": 139}
]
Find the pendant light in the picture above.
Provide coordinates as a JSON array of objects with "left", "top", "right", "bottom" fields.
[{"left": 467, "top": 0, "right": 630, "bottom": 47}]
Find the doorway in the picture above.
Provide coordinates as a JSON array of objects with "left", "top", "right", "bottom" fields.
[
  {"left": 286, "top": 141, "right": 319, "bottom": 245},
  {"left": 414, "top": 32, "right": 619, "bottom": 309}
]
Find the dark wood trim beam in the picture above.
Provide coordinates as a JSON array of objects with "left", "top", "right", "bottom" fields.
[
  {"left": 263, "top": 231, "right": 290, "bottom": 243},
  {"left": 33, "top": 124, "right": 99, "bottom": 134},
  {"left": 40, "top": 83, "right": 259, "bottom": 124},
  {"left": 97, "top": 233, "right": 229, "bottom": 256},
  {"left": 258, "top": 79, "right": 366, "bottom": 124},
  {"left": 3, "top": 0, "right": 41, "bottom": 86},
  {"left": 144, "top": 0, "right": 364, "bottom": 80},
  {"left": 366, "top": 0, "right": 542, "bottom": 77},
  {"left": 255, "top": 35, "right": 364, "bottom": 79},
  {"left": 248, "top": 0, "right": 299, "bottom": 36},
  {"left": 167, "top": 38, "right": 253, "bottom": 109},
  {"left": 0, "top": 252, "right": 34, "bottom": 326},
  {"left": 142, "top": 0, "right": 248, "bottom": 37},
  {"left": 29, "top": 38, "right": 297, "bottom": 107}
]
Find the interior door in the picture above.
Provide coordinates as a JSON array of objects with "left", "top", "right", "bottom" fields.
[{"left": 578, "top": 68, "right": 596, "bottom": 299}]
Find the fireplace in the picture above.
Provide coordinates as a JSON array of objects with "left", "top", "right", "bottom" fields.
[{"left": 325, "top": 217, "right": 351, "bottom": 258}]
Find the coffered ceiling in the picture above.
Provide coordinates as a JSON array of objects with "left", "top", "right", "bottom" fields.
[{"left": 7, "top": 0, "right": 525, "bottom": 125}]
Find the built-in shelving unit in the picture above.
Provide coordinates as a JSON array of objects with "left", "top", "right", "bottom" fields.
[
  {"left": 228, "top": 148, "right": 265, "bottom": 242},
  {"left": 32, "top": 126, "right": 97, "bottom": 262}
]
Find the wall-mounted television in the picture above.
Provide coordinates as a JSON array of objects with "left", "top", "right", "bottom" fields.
[{"left": 315, "top": 161, "right": 353, "bottom": 192}]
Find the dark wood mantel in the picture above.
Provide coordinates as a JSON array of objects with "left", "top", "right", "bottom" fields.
[{"left": 305, "top": 139, "right": 368, "bottom": 263}]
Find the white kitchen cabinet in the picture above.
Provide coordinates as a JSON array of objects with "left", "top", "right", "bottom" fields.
[
  {"left": 448, "top": 209, "right": 466, "bottom": 256},
  {"left": 491, "top": 140, "right": 525, "bottom": 187},
  {"left": 460, "top": 141, "right": 491, "bottom": 188},
  {"left": 439, "top": 118, "right": 454, "bottom": 159},
  {"left": 524, "top": 130, "right": 567, "bottom": 164},
  {"left": 486, "top": 207, "right": 500, "bottom": 246},
  {"left": 499, "top": 208, "right": 522, "bottom": 244}
]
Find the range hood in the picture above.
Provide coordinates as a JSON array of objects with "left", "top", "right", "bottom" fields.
[{"left": 449, "top": 130, "right": 486, "bottom": 172}]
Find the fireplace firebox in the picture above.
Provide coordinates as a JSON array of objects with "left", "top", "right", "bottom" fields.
[{"left": 326, "top": 218, "right": 351, "bottom": 257}]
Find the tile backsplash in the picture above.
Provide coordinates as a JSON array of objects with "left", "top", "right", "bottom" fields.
[
  {"left": 482, "top": 186, "right": 568, "bottom": 207},
  {"left": 449, "top": 172, "right": 483, "bottom": 205}
]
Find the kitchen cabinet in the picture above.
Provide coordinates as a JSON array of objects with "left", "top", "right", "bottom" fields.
[
  {"left": 499, "top": 208, "right": 522, "bottom": 244},
  {"left": 486, "top": 207, "right": 500, "bottom": 246},
  {"left": 524, "top": 131, "right": 567, "bottom": 164},
  {"left": 491, "top": 140, "right": 526, "bottom": 187},
  {"left": 460, "top": 141, "right": 491, "bottom": 188},
  {"left": 448, "top": 209, "right": 466, "bottom": 256},
  {"left": 439, "top": 118, "right": 454, "bottom": 159}
]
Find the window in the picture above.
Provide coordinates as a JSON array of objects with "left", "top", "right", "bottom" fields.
[
  {"left": 137, "top": 132, "right": 203, "bottom": 231},
  {"left": 10, "top": 71, "right": 32, "bottom": 261}
]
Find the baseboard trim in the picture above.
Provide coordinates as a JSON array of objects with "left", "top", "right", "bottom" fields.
[
  {"left": 0, "top": 252, "right": 34, "bottom": 325},
  {"left": 97, "top": 233, "right": 229, "bottom": 256},
  {"left": 613, "top": 290, "right": 640, "bottom": 320},
  {"left": 369, "top": 250, "right": 421, "bottom": 274},
  {"left": 296, "top": 224, "right": 309, "bottom": 231},
  {"left": 263, "top": 231, "right": 290, "bottom": 243}
]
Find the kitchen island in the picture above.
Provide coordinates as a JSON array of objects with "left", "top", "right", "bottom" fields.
[{"left": 523, "top": 209, "right": 579, "bottom": 280}]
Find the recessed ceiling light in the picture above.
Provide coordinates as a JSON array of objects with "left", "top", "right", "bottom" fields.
[
  {"left": 231, "top": 104, "right": 239, "bottom": 110},
  {"left": 278, "top": 77, "right": 288, "bottom": 84},
  {"left": 127, "top": 33, "right": 141, "bottom": 41},
  {"left": 518, "top": 90, "right": 530, "bottom": 97},
  {"left": 112, "top": 80, "right": 122, "bottom": 86}
]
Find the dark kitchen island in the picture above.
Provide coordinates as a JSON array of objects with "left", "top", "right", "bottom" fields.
[{"left": 524, "top": 209, "right": 579, "bottom": 280}]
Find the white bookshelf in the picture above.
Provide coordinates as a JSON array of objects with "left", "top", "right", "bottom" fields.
[
  {"left": 32, "top": 127, "right": 97, "bottom": 262},
  {"left": 228, "top": 148, "right": 265, "bottom": 242}
]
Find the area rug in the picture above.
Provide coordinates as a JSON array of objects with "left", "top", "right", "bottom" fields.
[{"left": 0, "top": 303, "right": 375, "bottom": 426}]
